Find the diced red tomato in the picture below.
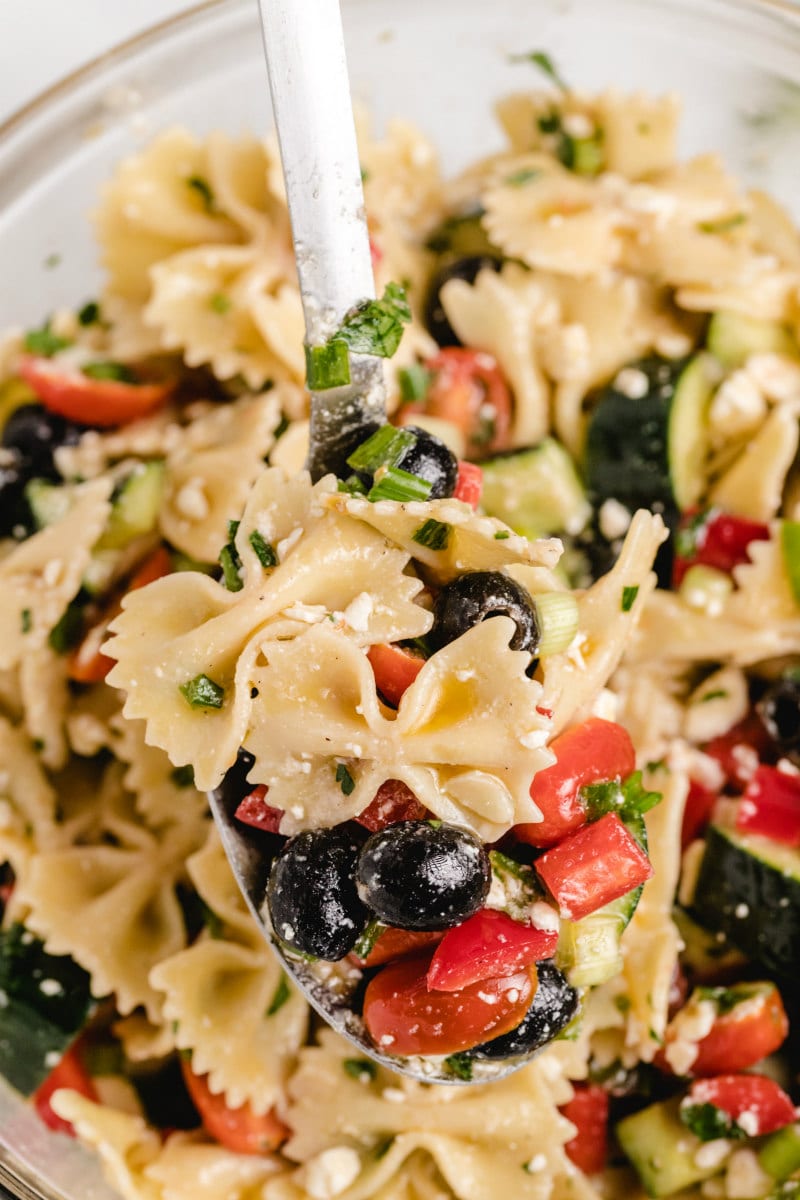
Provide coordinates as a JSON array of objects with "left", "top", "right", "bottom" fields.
[
  {"left": 673, "top": 509, "right": 771, "bottom": 589},
  {"left": 235, "top": 785, "right": 284, "bottom": 834},
  {"left": 354, "top": 926, "right": 444, "bottom": 968},
  {"left": 682, "top": 778, "right": 720, "bottom": 848},
  {"left": 659, "top": 983, "right": 788, "bottom": 1077},
  {"left": 515, "top": 719, "right": 637, "bottom": 848},
  {"left": 736, "top": 764, "right": 800, "bottom": 847},
  {"left": 559, "top": 1084, "right": 609, "bottom": 1175},
  {"left": 34, "top": 1042, "right": 98, "bottom": 1136},
  {"left": 426, "top": 908, "right": 558, "bottom": 992},
  {"left": 180, "top": 1061, "right": 289, "bottom": 1154},
  {"left": 367, "top": 643, "right": 426, "bottom": 708},
  {"left": 363, "top": 952, "right": 536, "bottom": 1056},
  {"left": 355, "top": 779, "right": 429, "bottom": 833},
  {"left": 369, "top": 235, "right": 383, "bottom": 268},
  {"left": 19, "top": 356, "right": 175, "bottom": 427},
  {"left": 403, "top": 347, "right": 513, "bottom": 458},
  {"left": 703, "top": 711, "right": 773, "bottom": 790},
  {"left": 67, "top": 546, "right": 173, "bottom": 684},
  {"left": 453, "top": 461, "right": 483, "bottom": 509},
  {"left": 534, "top": 812, "right": 653, "bottom": 921},
  {"left": 686, "top": 1075, "right": 797, "bottom": 1137}
]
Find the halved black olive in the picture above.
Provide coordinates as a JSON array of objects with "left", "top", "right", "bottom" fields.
[
  {"left": 397, "top": 425, "right": 458, "bottom": 499},
  {"left": 430, "top": 571, "right": 540, "bottom": 654},
  {"left": 424, "top": 255, "right": 502, "bottom": 347},
  {"left": 757, "top": 678, "right": 800, "bottom": 761},
  {"left": 356, "top": 820, "right": 490, "bottom": 931},
  {"left": 266, "top": 824, "right": 370, "bottom": 960},
  {"left": 467, "top": 960, "right": 579, "bottom": 1060},
  {"left": 2, "top": 404, "right": 82, "bottom": 478}
]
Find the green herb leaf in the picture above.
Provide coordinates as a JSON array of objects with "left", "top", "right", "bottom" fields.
[
  {"left": 335, "top": 762, "right": 355, "bottom": 796},
  {"left": 621, "top": 585, "right": 639, "bottom": 612},
  {"left": 368, "top": 466, "right": 432, "bottom": 503},
  {"left": 505, "top": 167, "right": 543, "bottom": 187},
  {"left": 335, "top": 282, "right": 411, "bottom": 359},
  {"left": 267, "top": 974, "right": 291, "bottom": 1016},
  {"left": 397, "top": 364, "right": 432, "bottom": 403},
  {"left": 170, "top": 764, "right": 195, "bottom": 788},
  {"left": 697, "top": 214, "right": 747, "bottom": 235},
  {"left": 186, "top": 175, "right": 217, "bottom": 212},
  {"left": 509, "top": 49, "right": 569, "bottom": 91},
  {"left": 343, "top": 1058, "right": 377, "bottom": 1082},
  {"left": 219, "top": 542, "right": 244, "bottom": 592},
  {"left": 581, "top": 770, "right": 661, "bottom": 823},
  {"left": 337, "top": 474, "right": 368, "bottom": 496},
  {"left": 444, "top": 1053, "right": 473, "bottom": 1081},
  {"left": 494, "top": 530, "right": 510, "bottom": 540},
  {"left": 179, "top": 674, "right": 225, "bottom": 709},
  {"left": 412, "top": 519, "right": 451, "bottom": 551},
  {"left": 305, "top": 340, "right": 351, "bottom": 390},
  {"left": 48, "top": 603, "right": 84, "bottom": 654},
  {"left": 20, "top": 609, "right": 32, "bottom": 634},
  {"left": 488, "top": 850, "right": 544, "bottom": 919},
  {"left": 24, "top": 324, "right": 72, "bottom": 357},
  {"left": 248, "top": 530, "right": 278, "bottom": 569},
  {"left": 77, "top": 301, "right": 101, "bottom": 326},
  {"left": 680, "top": 1101, "right": 746, "bottom": 1143},
  {"left": 209, "top": 292, "right": 232, "bottom": 314},
  {"left": 82, "top": 361, "right": 137, "bottom": 384}
]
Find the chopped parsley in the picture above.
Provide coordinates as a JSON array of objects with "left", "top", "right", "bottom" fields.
[
  {"left": 412, "top": 519, "right": 451, "bottom": 551},
  {"left": 343, "top": 1058, "right": 377, "bottom": 1082},
  {"left": 581, "top": 771, "right": 661, "bottom": 822},
  {"left": 443, "top": 1052, "right": 473, "bottom": 1081},
  {"left": 82, "top": 361, "right": 137, "bottom": 384},
  {"left": 170, "top": 764, "right": 195, "bottom": 788},
  {"left": 694, "top": 985, "right": 748, "bottom": 1016},
  {"left": 77, "top": 300, "right": 102, "bottom": 326},
  {"left": 680, "top": 1101, "right": 746, "bottom": 1143},
  {"left": 335, "top": 762, "right": 355, "bottom": 796},
  {"left": 24, "top": 322, "right": 72, "bottom": 357},
  {"left": 509, "top": 49, "right": 569, "bottom": 92},
  {"left": 249, "top": 530, "right": 278, "bottom": 568},
  {"left": 219, "top": 521, "right": 243, "bottom": 591},
  {"left": 697, "top": 213, "right": 747, "bottom": 235},
  {"left": 621, "top": 585, "right": 639, "bottom": 612},
  {"left": 267, "top": 974, "right": 291, "bottom": 1016},
  {"left": 179, "top": 674, "right": 225, "bottom": 709},
  {"left": 209, "top": 292, "right": 232, "bottom": 314},
  {"left": 186, "top": 175, "right": 217, "bottom": 212},
  {"left": 20, "top": 609, "right": 32, "bottom": 634}
]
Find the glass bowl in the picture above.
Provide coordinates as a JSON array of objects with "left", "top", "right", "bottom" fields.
[{"left": 0, "top": 0, "right": 799, "bottom": 1195}]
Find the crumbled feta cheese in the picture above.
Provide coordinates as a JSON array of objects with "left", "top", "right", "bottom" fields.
[
  {"left": 174, "top": 478, "right": 210, "bottom": 521},
  {"left": 598, "top": 498, "right": 633, "bottom": 540},
  {"left": 663, "top": 998, "right": 717, "bottom": 1075},
  {"left": 562, "top": 112, "right": 595, "bottom": 139},
  {"left": 613, "top": 367, "right": 650, "bottom": 400},
  {"left": 39, "top": 978, "right": 64, "bottom": 997},
  {"left": 530, "top": 901, "right": 560, "bottom": 933},
  {"left": 343, "top": 592, "right": 373, "bottom": 632},
  {"left": 283, "top": 602, "right": 328, "bottom": 624},
  {"left": 723, "top": 1147, "right": 774, "bottom": 1199},
  {"left": 694, "top": 1139, "right": 733, "bottom": 1171},
  {"left": 277, "top": 526, "right": 304, "bottom": 560},
  {"left": 709, "top": 370, "right": 766, "bottom": 445},
  {"left": 304, "top": 1147, "right": 362, "bottom": 1199}
]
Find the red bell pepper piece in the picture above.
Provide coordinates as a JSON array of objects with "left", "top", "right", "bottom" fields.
[
  {"left": 180, "top": 1061, "right": 288, "bottom": 1154},
  {"left": 682, "top": 778, "right": 720, "bottom": 848},
  {"left": 534, "top": 812, "right": 653, "bottom": 921},
  {"left": 367, "top": 642, "right": 425, "bottom": 708},
  {"left": 19, "top": 356, "right": 175, "bottom": 428},
  {"left": 736, "top": 764, "right": 800, "bottom": 847},
  {"left": 453, "top": 461, "right": 483, "bottom": 509},
  {"left": 33, "top": 1042, "right": 98, "bottom": 1136},
  {"left": 703, "top": 710, "right": 773, "bottom": 790},
  {"left": 559, "top": 1084, "right": 609, "bottom": 1175},
  {"left": 659, "top": 983, "right": 788, "bottom": 1077},
  {"left": 685, "top": 1075, "right": 797, "bottom": 1137},
  {"left": 353, "top": 926, "right": 444, "bottom": 968},
  {"left": 356, "top": 779, "right": 428, "bottom": 832},
  {"left": 235, "top": 785, "right": 284, "bottom": 834},
  {"left": 673, "top": 509, "right": 771, "bottom": 588},
  {"left": 516, "top": 718, "right": 636, "bottom": 848},
  {"left": 426, "top": 908, "right": 558, "bottom": 992}
]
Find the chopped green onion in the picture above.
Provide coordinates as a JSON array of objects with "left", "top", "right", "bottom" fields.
[
  {"left": 505, "top": 167, "right": 543, "bottom": 187},
  {"left": 699, "top": 689, "right": 728, "bottom": 703},
  {"left": 20, "top": 609, "right": 32, "bottom": 634},
  {"left": 412, "top": 519, "right": 451, "bottom": 551},
  {"left": 353, "top": 919, "right": 385, "bottom": 961},
  {"left": 621, "top": 585, "right": 639, "bottom": 613},
  {"left": 305, "top": 340, "right": 351, "bottom": 390},
  {"left": 347, "top": 425, "right": 416, "bottom": 473},
  {"left": 24, "top": 323, "right": 72, "bottom": 357},
  {"left": 170, "top": 765, "right": 195, "bottom": 788},
  {"left": 209, "top": 292, "right": 232, "bottom": 314},
  {"left": 697, "top": 214, "right": 747, "bottom": 235},
  {"left": 336, "top": 282, "right": 411, "bottom": 359},
  {"left": 680, "top": 564, "right": 733, "bottom": 613},
  {"left": 82, "top": 361, "right": 137, "bottom": 384},
  {"left": 48, "top": 603, "right": 84, "bottom": 654},
  {"left": 397, "top": 364, "right": 432, "bottom": 403},
  {"left": 343, "top": 1057, "right": 377, "bottom": 1082},
  {"left": 267, "top": 974, "right": 291, "bottom": 1016},
  {"left": 368, "top": 466, "right": 432, "bottom": 503},
  {"left": 534, "top": 591, "right": 579, "bottom": 655},
  {"left": 219, "top": 543, "right": 244, "bottom": 592},
  {"left": 509, "top": 49, "right": 569, "bottom": 91},
  {"left": 179, "top": 674, "right": 225, "bottom": 709},
  {"left": 494, "top": 530, "right": 511, "bottom": 540},
  {"left": 443, "top": 1053, "right": 473, "bottom": 1081},
  {"left": 77, "top": 301, "right": 101, "bottom": 326},
  {"left": 567, "top": 133, "right": 604, "bottom": 176},
  {"left": 335, "top": 763, "right": 355, "bottom": 796},
  {"left": 248, "top": 530, "right": 278, "bottom": 568},
  {"left": 781, "top": 520, "right": 800, "bottom": 605},
  {"left": 186, "top": 175, "right": 216, "bottom": 212}
]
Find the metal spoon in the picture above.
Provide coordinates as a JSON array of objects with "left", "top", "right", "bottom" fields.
[{"left": 209, "top": 0, "right": 549, "bottom": 1084}]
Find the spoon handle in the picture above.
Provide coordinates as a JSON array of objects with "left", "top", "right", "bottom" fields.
[{"left": 258, "top": 0, "right": 386, "bottom": 479}]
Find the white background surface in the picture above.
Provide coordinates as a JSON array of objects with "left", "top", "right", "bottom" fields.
[{"left": 0, "top": 0, "right": 197, "bottom": 125}]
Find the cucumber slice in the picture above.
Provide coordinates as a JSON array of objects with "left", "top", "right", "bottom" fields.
[
  {"left": 97, "top": 460, "right": 165, "bottom": 550},
  {"left": 707, "top": 311, "right": 798, "bottom": 369},
  {"left": 480, "top": 439, "right": 591, "bottom": 538},
  {"left": 759, "top": 1123, "right": 800, "bottom": 1181},
  {"left": 617, "top": 1096, "right": 728, "bottom": 1197},
  {"left": 668, "top": 355, "right": 715, "bottom": 511},
  {"left": 557, "top": 885, "right": 642, "bottom": 988},
  {"left": 24, "top": 477, "right": 73, "bottom": 529},
  {"left": 689, "top": 824, "right": 800, "bottom": 980}
]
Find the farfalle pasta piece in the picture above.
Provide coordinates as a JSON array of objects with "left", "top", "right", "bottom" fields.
[
  {"left": 0, "top": 476, "right": 112, "bottom": 670},
  {"left": 245, "top": 617, "right": 552, "bottom": 841},
  {"left": 107, "top": 470, "right": 431, "bottom": 789},
  {"left": 145, "top": 1131, "right": 287, "bottom": 1200},
  {"left": 159, "top": 391, "right": 282, "bottom": 561},
  {"left": 110, "top": 715, "right": 208, "bottom": 833},
  {"left": 151, "top": 831, "right": 308, "bottom": 1114},
  {"left": 708, "top": 402, "right": 800, "bottom": 520},
  {"left": 0, "top": 717, "right": 61, "bottom": 911},
  {"left": 48, "top": 1091, "right": 163, "bottom": 1200},
  {"left": 16, "top": 768, "right": 202, "bottom": 1020},
  {"left": 597, "top": 90, "right": 680, "bottom": 179},
  {"left": 18, "top": 645, "right": 71, "bottom": 770}
]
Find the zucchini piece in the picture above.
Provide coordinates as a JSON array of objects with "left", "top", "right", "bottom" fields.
[
  {"left": 97, "top": 460, "right": 165, "bottom": 551},
  {"left": 425, "top": 209, "right": 496, "bottom": 258},
  {"left": 480, "top": 439, "right": 591, "bottom": 538},
  {"left": 707, "top": 311, "right": 798, "bottom": 370},
  {"left": 557, "top": 883, "right": 642, "bottom": 988},
  {"left": 617, "top": 1096, "right": 729, "bottom": 1197},
  {"left": 0, "top": 923, "right": 96, "bottom": 1095},
  {"left": 759, "top": 1123, "right": 800, "bottom": 1182},
  {"left": 689, "top": 824, "right": 800, "bottom": 980},
  {"left": 0, "top": 376, "right": 37, "bottom": 432},
  {"left": 585, "top": 354, "right": 714, "bottom": 513},
  {"left": 24, "top": 477, "right": 72, "bottom": 529},
  {"left": 671, "top": 909, "right": 748, "bottom": 984}
]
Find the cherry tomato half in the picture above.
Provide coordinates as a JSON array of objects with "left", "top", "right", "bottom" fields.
[
  {"left": 404, "top": 348, "right": 513, "bottom": 458},
  {"left": 367, "top": 643, "right": 426, "bottom": 708},
  {"left": 363, "top": 952, "right": 536, "bottom": 1056},
  {"left": 19, "top": 356, "right": 174, "bottom": 428},
  {"left": 354, "top": 926, "right": 444, "bottom": 968},
  {"left": 34, "top": 1042, "right": 97, "bottom": 1136},
  {"left": 180, "top": 1061, "right": 289, "bottom": 1155}
]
